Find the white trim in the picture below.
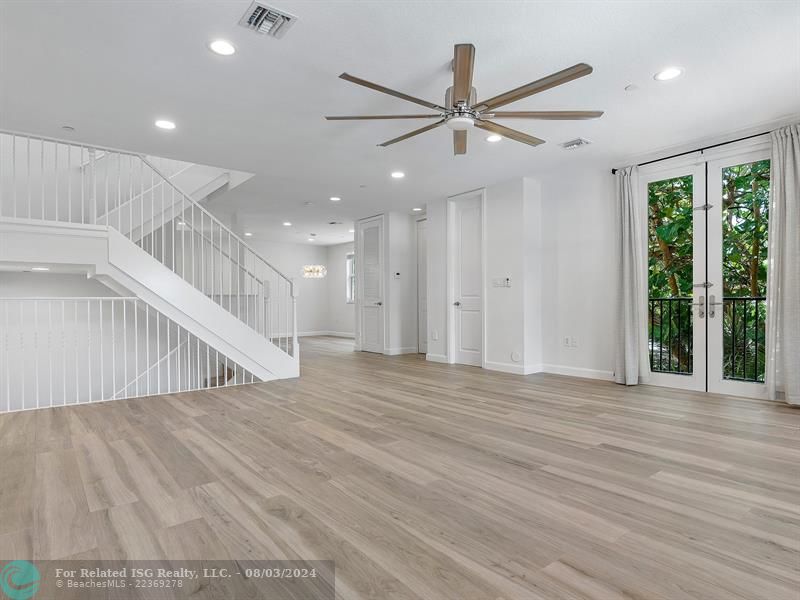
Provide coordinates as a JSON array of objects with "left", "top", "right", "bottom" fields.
[
  {"left": 298, "top": 331, "right": 354, "bottom": 338},
  {"left": 541, "top": 364, "right": 615, "bottom": 381},
  {"left": 384, "top": 346, "right": 418, "bottom": 356},
  {"left": 425, "top": 353, "right": 449, "bottom": 363},
  {"left": 484, "top": 360, "right": 543, "bottom": 375}
]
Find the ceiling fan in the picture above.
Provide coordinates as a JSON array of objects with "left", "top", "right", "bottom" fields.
[{"left": 325, "top": 44, "right": 603, "bottom": 155}]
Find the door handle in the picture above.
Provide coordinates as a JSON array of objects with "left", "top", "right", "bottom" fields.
[
  {"left": 692, "top": 295, "right": 705, "bottom": 319},
  {"left": 375, "top": 301, "right": 383, "bottom": 306},
  {"left": 453, "top": 301, "right": 461, "bottom": 307},
  {"left": 708, "top": 294, "right": 724, "bottom": 318}
]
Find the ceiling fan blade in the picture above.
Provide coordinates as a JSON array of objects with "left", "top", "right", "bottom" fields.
[
  {"left": 453, "top": 130, "right": 467, "bottom": 155},
  {"left": 474, "top": 63, "right": 594, "bottom": 112},
  {"left": 474, "top": 120, "right": 545, "bottom": 146},
  {"left": 339, "top": 73, "right": 446, "bottom": 112},
  {"left": 452, "top": 44, "right": 476, "bottom": 105},
  {"left": 484, "top": 110, "right": 604, "bottom": 120},
  {"left": 378, "top": 120, "right": 445, "bottom": 147},
  {"left": 325, "top": 114, "right": 442, "bottom": 120}
]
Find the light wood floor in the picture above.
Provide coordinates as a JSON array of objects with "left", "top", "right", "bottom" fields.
[{"left": 1, "top": 336, "right": 798, "bottom": 599}]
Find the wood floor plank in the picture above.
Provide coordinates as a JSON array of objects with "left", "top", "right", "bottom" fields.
[{"left": 0, "top": 335, "right": 797, "bottom": 599}]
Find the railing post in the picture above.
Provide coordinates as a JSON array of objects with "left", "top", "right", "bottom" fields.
[
  {"left": 88, "top": 148, "right": 97, "bottom": 223},
  {"left": 291, "top": 278, "right": 299, "bottom": 359}
]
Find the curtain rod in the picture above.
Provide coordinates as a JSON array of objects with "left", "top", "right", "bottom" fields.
[{"left": 610, "top": 130, "right": 770, "bottom": 175}]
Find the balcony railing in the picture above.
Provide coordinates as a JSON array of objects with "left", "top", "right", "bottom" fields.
[
  {"left": 649, "top": 296, "right": 767, "bottom": 383},
  {"left": 649, "top": 297, "right": 693, "bottom": 375},
  {"left": 724, "top": 296, "right": 766, "bottom": 382}
]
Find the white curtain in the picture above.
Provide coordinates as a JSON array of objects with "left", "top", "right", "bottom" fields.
[
  {"left": 614, "top": 166, "right": 651, "bottom": 385},
  {"left": 765, "top": 124, "right": 800, "bottom": 405}
]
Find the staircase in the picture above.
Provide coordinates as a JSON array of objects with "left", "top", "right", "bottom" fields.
[{"left": 0, "top": 130, "right": 298, "bottom": 412}]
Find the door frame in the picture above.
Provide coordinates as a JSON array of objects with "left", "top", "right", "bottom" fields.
[
  {"left": 354, "top": 213, "right": 386, "bottom": 353},
  {"left": 416, "top": 217, "right": 428, "bottom": 354},
  {"left": 446, "top": 188, "right": 486, "bottom": 366},
  {"left": 639, "top": 135, "right": 772, "bottom": 398}
]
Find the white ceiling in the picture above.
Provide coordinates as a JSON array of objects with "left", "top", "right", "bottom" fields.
[{"left": 1, "top": 1, "right": 798, "bottom": 245}]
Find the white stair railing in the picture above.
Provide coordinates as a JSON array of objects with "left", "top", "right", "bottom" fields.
[
  {"left": 0, "top": 297, "right": 259, "bottom": 413},
  {"left": 0, "top": 130, "right": 297, "bottom": 357}
]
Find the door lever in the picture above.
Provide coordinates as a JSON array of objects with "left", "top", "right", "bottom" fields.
[
  {"left": 708, "top": 294, "right": 724, "bottom": 319},
  {"left": 692, "top": 295, "right": 705, "bottom": 319},
  {"left": 453, "top": 301, "right": 461, "bottom": 307}
]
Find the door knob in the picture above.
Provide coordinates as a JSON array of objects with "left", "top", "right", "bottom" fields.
[
  {"left": 453, "top": 301, "right": 461, "bottom": 307},
  {"left": 375, "top": 301, "right": 382, "bottom": 306}
]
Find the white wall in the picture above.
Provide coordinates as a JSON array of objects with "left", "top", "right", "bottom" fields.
[
  {"left": 540, "top": 166, "right": 617, "bottom": 379},
  {"left": 325, "top": 242, "right": 355, "bottom": 337}
]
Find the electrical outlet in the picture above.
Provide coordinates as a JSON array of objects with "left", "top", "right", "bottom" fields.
[
  {"left": 432, "top": 330, "right": 439, "bottom": 341},
  {"left": 570, "top": 336, "right": 579, "bottom": 348},
  {"left": 563, "top": 336, "right": 570, "bottom": 347}
]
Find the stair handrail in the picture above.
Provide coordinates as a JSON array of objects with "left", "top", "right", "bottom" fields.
[{"left": 140, "top": 155, "right": 292, "bottom": 284}]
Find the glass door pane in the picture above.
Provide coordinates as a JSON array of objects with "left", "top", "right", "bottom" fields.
[
  {"left": 720, "top": 160, "right": 770, "bottom": 383},
  {"left": 647, "top": 175, "right": 695, "bottom": 375}
]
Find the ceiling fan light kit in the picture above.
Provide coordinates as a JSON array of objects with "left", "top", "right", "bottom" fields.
[{"left": 326, "top": 43, "right": 604, "bottom": 155}]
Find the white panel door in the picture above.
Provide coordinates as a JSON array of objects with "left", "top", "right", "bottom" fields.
[
  {"left": 358, "top": 215, "right": 384, "bottom": 353},
  {"left": 417, "top": 219, "right": 428, "bottom": 354},
  {"left": 452, "top": 196, "right": 482, "bottom": 366}
]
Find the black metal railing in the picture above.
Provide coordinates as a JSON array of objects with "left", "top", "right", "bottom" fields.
[
  {"left": 648, "top": 296, "right": 767, "bottom": 382},
  {"left": 723, "top": 296, "right": 766, "bottom": 382},
  {"left": 649, "top": 297, "right": 693, "bottom": 375}
]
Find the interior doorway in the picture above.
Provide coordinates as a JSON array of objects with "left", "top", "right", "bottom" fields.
[
  {"left": 447, "top": 191, "right": 484, "bottom": 367},
  {"left": 416, "top": 218, "right": 427, "bottom": 354},
  {"left": 356, "top": 215, "right": 385, "bottom": 353}
]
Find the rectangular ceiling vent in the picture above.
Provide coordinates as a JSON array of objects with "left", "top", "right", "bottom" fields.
[
  {"left": 239, "top": 2, "right": 297, "bottom": 38},
  {"left": 561, "top": 137, "right": 592, "bottom": 150}
]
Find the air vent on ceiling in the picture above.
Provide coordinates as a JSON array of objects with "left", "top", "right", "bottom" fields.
[
  {"left": 561, "top": 137, "right": 592, "bottom": 150},
  {"left": 239, "top": 2, "right": 297, "bottom": 38}
]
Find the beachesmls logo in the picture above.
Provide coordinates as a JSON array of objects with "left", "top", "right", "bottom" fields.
[{"left": 0, "top": 561, "right": 40, "bottom": 600}]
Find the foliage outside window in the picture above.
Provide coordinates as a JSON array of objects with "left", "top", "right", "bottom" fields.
[{"left": 346, "top": 253, "right": 355, "bottom": 304}]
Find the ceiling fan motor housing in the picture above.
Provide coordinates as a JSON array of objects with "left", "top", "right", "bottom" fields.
[{"left": 445, "top": 86, "right": 477, "bottom": 110}]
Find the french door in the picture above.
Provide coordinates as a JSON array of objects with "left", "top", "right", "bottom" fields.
[{"left": 642, "top": 146, "right": 770, "bottom": 398}]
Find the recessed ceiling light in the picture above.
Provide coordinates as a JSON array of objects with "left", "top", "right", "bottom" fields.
[
  {"left": 244, "top": 232, "right": 253, "bottom": 237},
  {"left": 412, "top": 207, "right": 422, "bottom": 212},
  {"left": 209, "top": 39, "right": 236, "bottom": 56},
  {"left": 155, "top": 119, "right": 176, "bottom": 130},
  {"left": 283, "top": 222, "right": 292, "bottom": 227},
  {"left": 654, "top": 66, "right": 683, "bottom": 81},
  {"left": 61, "top": 125, "right": 75, "bottom": 132},
  {"left": 31, "top": 266, "right": 50, "bottom": 271},
  {"left": 329, "top": 196, "right": 341, "bottom": 202},
  {"left": 348, "top": 229, "right": 355, "bottom": 233},
  {"left": 391, "top": 171, "right": 405, "bottom": 179},
  {"left": 308, "top": 238, "right": 315, "bottom": 242},
  {"left": 486, "top": 134, "right": 502, "bottom": 143}
]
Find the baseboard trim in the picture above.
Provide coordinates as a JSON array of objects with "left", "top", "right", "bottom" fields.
[
  {"left": 425, "top": 353, "right": 449, "bottom": 364},
  {"left": 541, "top": 364, "right": 614, "bottom": 381},
  {"left": 385, "top": 346, "right": 419, "bottom": 356},
  {"left": 298, "top": 331, "right": 355, "bottom": 339},
  {"left": 483, "top": 360, "right": 543, "bottom": 375}
]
